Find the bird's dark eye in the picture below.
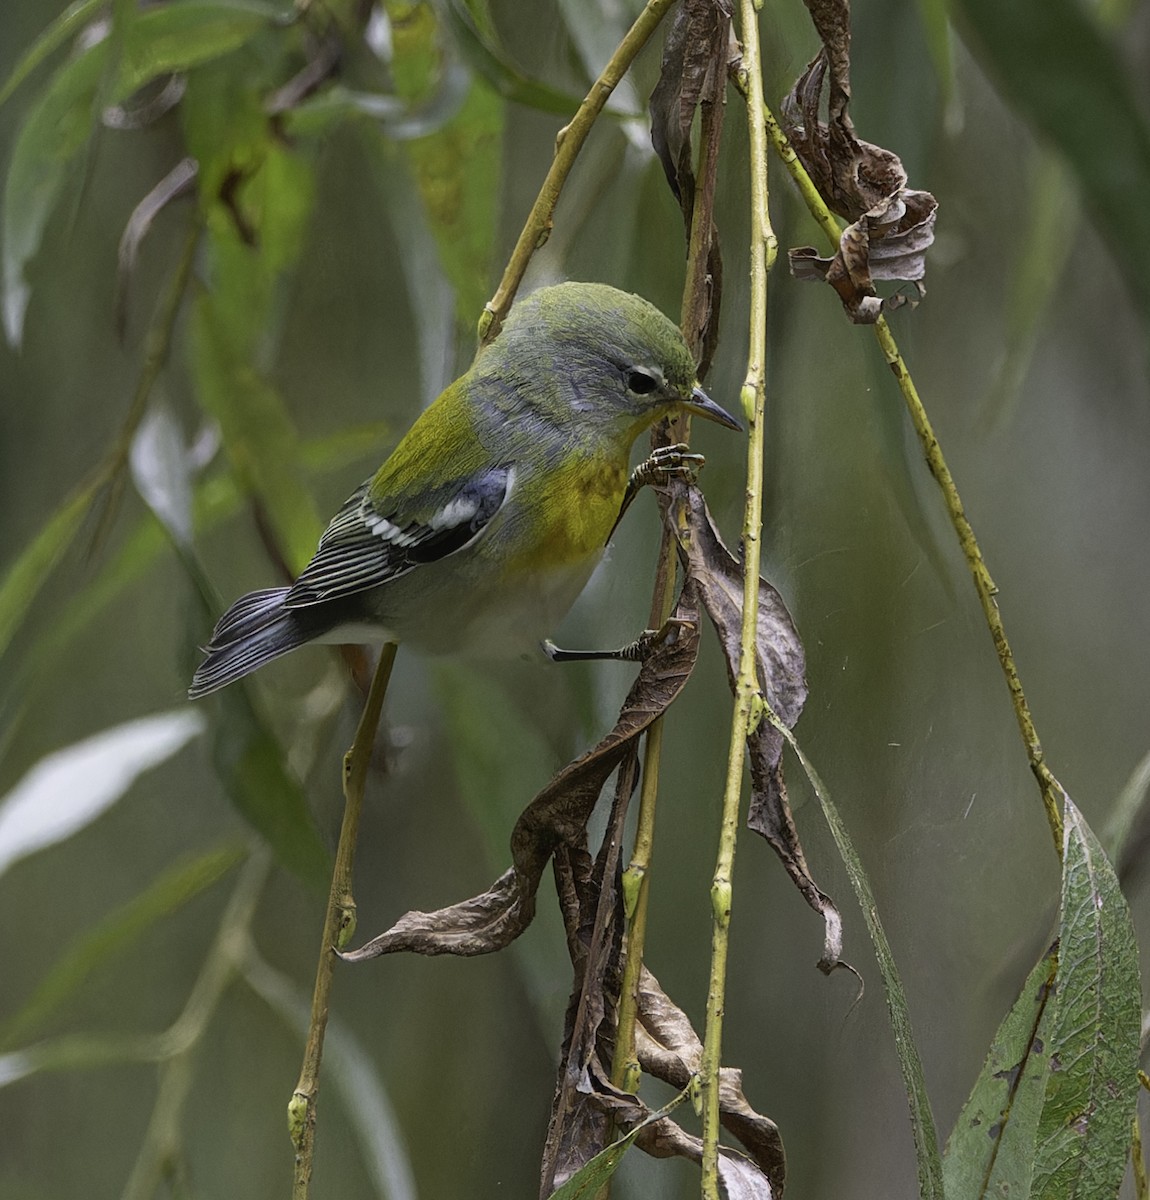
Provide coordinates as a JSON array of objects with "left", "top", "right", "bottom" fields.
[{"left": 627, "top": 369, "right": 659, "bottom": 395}]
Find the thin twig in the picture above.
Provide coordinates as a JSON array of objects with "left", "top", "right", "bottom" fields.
[
  {"left": 89, "top": 217, "right": 201, "bottom": 557},
  {"left": 760, "top": 102, "right": 1065, "bottom": 853},
  {"left": 611, "top": 28, "right": 729, "bottom": 1112},
  {"left": 290, "top": 642, "right": 398, "bottom": 1199},
  {"left": 478, "top": 0, "right": 678, "bottom": 343},
  {"left": 699, "top": 9, "right": 776, "bottom": 1196}
]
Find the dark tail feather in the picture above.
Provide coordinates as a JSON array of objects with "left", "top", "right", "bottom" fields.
[{"left": 189, "top": 587, "right": 313, "bottom": 698}]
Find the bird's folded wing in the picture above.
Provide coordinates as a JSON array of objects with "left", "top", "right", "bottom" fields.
[{"left": 283, "top": 464, "right": 514, "bottom": 607}]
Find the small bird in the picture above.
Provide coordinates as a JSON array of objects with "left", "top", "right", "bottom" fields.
[{"left": 189, "top": 281, "right": 741, "bottom": 698}]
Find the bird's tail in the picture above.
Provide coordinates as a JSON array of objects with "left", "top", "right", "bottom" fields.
[{"left": 189, "top": 587, "right": 313, "bottom": 699}]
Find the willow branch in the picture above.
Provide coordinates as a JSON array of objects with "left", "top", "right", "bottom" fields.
[
  {"left": 699, "top": 8, "right": 776, "bottom": 1197},
  {"left": 479, "top": 0, "right": 678, "bottom": 343},
  {"left": 611, "top": 29, "right": 729, "bottom": 1108},
  {"left": 761, "top": 102, "right": 1065, "bottom": 853},
  {"left": 290, "top": 642, "right": 397, "bottom": 1199}
]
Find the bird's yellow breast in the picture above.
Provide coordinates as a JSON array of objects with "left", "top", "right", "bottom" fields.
[{"left": 506, "top": 453, "right": 628, "bottom": 573}]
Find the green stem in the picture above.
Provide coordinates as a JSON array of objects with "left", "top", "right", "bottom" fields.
[
  {"left": 479, "top": 0, "right": 677, "bottom": 343},
  {"left": 761, "top": 102, "right": 1065, "bottom": 855},
  {"left": 123, "top": 849, "right": 270, "bottom": 1200},
  {"left": 611, "top": 24, "right": 728, "bottom": 1109},
  {"left": 699, "top": 9, "right": 775, "bottom": 1197},
  {"left": 611, "top": 560, "right": 675, "bottom": 1097},
  {"left": 290, "top": 642, "right": 397, "bottom": 1198}
]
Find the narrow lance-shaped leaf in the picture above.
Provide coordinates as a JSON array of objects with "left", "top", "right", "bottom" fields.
[
  {"left": 0, "top": 711, "right": 205, "bottom": 879},
  {"left": 206, "top": 682, "right": 331, "bottom": 892},
  {"left": 547, "top": 1090, "right": 691, "bottom": 1200},
  {"left": 1, "top": 843, "right": 246, "bottom": 1049},
  {"left": 1033, "top": 798, "right": 1141, "bottom": 1199},
  {"left": 942, "top": 946, "right": 1059, "bottom": 1200},
  {"left": 0, "top": 473, "right": 105, "bottom": 664},
  {"left": 767, "top": 718, "right": 945, "bottom": 1200},
  {"left": 2, "top": 0, "right": 278, "bottom": 344}
]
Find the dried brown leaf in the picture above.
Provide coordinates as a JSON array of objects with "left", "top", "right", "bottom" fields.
[
  {"left": 799, "top": 0, "right": 851, "bottom": 126},
  {"left": 669, "top": 485, "right": 806, "bottom": 771},
  {"left": 588, "top": 1075, "right": 778, "bottom": 1199},
  {"left": 747, "top": 759, "right": 842, "bottom": 971},
  {"left": 342, "top": 586, "right": 702, "bottom": 962},
  {"left": 634, "top": 968, "right": 786, "bottom": 1191},
  {"left": 780, "top": 40, "right": 939, "bottom": 322},
  {"left": 649, "top": 0, "right": 733, "bottom": 204},
  {"left": 667, "top": 485, "right": 841, "bottom": 970},
  {"left": 541, "top": 762, "right": 636, "bottom": 1195}
]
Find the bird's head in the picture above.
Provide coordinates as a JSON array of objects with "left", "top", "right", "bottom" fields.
[{"left": 478, "top": 282, "right": 742, "bottom": 442}]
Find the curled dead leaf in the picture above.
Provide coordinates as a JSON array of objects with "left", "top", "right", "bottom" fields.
[
  {"left": 649, "top": 0, "right": 733, "bottom": 205},
  {"left": 341, "top": 585, "right": 701, "bottom": 963},
  {"left": 780, "top": 36, "right": 939, "bottom": 322},
  {"left": 666, "top": 484, "right": 842, "bottom": 971}
]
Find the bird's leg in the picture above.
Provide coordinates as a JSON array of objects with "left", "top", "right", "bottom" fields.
[
  {"left": 607, "top": 443, "right": 706, "bottom": 543},
  {"left": 542, "top": 617, "right": 694, "bottom": 664}
]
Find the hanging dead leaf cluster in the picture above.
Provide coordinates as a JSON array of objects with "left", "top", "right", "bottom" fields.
[
  {"left": 343, "top": 486, "right": 828, "bottom": 1196},
  {"left": 781, "top": 0, "right": 938, "bottom": 322}
]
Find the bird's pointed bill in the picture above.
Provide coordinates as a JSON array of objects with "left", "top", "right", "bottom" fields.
[{"left": 683, "top": 385, "right": 743, "bottom": 431}]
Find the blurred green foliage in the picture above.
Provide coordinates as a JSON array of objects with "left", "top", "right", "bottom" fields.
[{"left": 1, "top": 1, "right": 1149, "bottom": 1198}]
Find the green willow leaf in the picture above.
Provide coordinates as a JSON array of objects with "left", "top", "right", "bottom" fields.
[
  {"left": 769, "top": 715, "right": 945, "bottom": 1200},
  {"left": 382, "top": 1, "right": 504, "bottom": 325},
  {"left": 0, "top": 710, "right": 206, "bottom": 873},
  {"left": 548, "top": 1091, "right": 689, "bottom": 1199},
  {"left": 2, "top": 42, "right": 106, "bottom": 344},
  {"left": 0, "top": 0, "right": 104, "bottom": 110},
  {"left": 404, "top": 78, "right": 503, "bottom": 325},
  {"left": 444, "top": 0, "right": 580, "bottom": 115},
  {"left": 119, "top": 0, "right": 284, "bottom": 89},
  {"left": 1032, "top": 799, "right": 1141, "bottom": 1199},
  {"left": 951, "top": 0, "right": 1150, "bottom": 323},
  {"left": 191, "top": 296, "right": 323, "bottom": 572},
  {"left": 1, "top": 0, "right": 279, "bottom": 344},
  {"left": 1, "top": 843, "right": 246, "bottom": 1049},
  {"left": 942, "top": 947, "right": 1058, "bottom": 1199},
  {"left": 0, "top": 473, "right": 103, "bottom": 663}
]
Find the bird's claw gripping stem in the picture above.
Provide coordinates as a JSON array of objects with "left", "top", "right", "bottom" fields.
[
  {"left": 543, "top": 617, "right": 694, "bottom": 664},
  {"left": 608, "top": 443, "right": 706, "bottom": 542}
]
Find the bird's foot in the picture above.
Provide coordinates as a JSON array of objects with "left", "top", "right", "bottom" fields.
[
  {"left": 608, "top": 444, "right": 706, "bottom": 543},
  {"left": 542, "top": 617, "right": 694, "bottom": 664}
]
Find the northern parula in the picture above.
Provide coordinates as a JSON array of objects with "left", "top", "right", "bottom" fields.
[{"left": 189, "top": 281, "right": 740, "bottom": 698}]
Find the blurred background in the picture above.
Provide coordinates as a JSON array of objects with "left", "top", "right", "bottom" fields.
[{"left": 1, "top": 0, "right": 1149, "bottom": 1197}]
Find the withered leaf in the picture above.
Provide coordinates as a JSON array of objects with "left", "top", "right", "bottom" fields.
[
  {"left": 747, "top": 759, "right": 843, "bottom": 972},
  {"left": 781, "top": 43, "right": 939, "bottom": 322},
  {"left": 799, "top": 0, "right": 851, "bottom": 126},
  {"left": 668, "top": 485, "right": 806, "bottom": 774},
  {"left": 648, "top": 0, "right": 733, "bottom": 374},
  {"left": 635, "top": 968, "right": 787, "bottom": 1192},
  {"left": 541, "top": 764, "right": 636, "bottom": 1196},
  {"left": 648, "top": 0, "right": 733, "bottom": 205},
  {"left": 668, "top": 484, "right": 843, "bottom": 972},
  {"left": 341, "top": 585, "right": 701, "bottom": 963},
  {"left": 588, "top": 1074, "right": 778, "bottom": 1199}
]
